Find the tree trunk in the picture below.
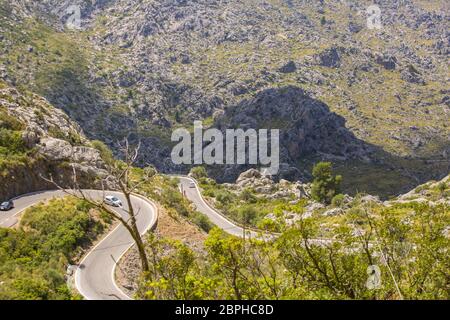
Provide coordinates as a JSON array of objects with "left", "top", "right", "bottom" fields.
[
  {"left": 123, "top": 189, "right": 150, "bottom": 273},
  {"left": 134, "top": 232, "right": 150, "bottom": 273}
]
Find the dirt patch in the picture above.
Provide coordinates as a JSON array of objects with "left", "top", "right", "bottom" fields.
[
  {"left": 155, "top": 203, "right": 208, "bottom": 246},
  {"left": 115, "top": 203, "right": 207, "bottom": 298}
]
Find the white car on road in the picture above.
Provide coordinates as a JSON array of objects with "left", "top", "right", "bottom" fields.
[{"left": 104, "top": 195, "right": 122, "bottom": 207}]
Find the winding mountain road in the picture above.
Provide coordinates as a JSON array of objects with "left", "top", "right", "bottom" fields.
[
  {"left": 0, "top": 176, "right": 333, "bottom": 300},
  {"left": 0, "top": 189, "right": 157, "bottom": 300},
  {"left": 178, "top": 176, "right": 267, "bottom": 239},
  {"left": 0, "top": 177, "right": 270, "bottom": 300},
  {"left": 178, "top": 176, "right": 337, "bottom": 246}
]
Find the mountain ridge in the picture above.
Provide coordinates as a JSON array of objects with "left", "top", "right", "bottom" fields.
[{"left": 0, "top": 0, "right": 448, "bottom": 196}]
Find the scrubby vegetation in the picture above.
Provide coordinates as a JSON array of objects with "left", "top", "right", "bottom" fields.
[
  {"left": 131, "top": 170, "right": 214, "bottom": 233},
  {"left": 195, "top": 164, "right": 341, "bottom": 230},
  {"left": 137, "top": 201, "right": 449, "bottom": 300},
  {"left": 131, "top": 166, "right": 449, "bottom": 300},
  {"left": 0, "top": 197, "right": 110, "bottom": 300},
  {"left": 0, "top": 106, "right": 30, "bottom": 176},
  {"left": 188, "top": 164, "right": 342, "bottom": 230},
  {"left": 0, "top": 0, "right": 448, "bottom": 302},
  {"left": 2, "top": 0, "right": 448, "bottom": 198},
  {"left": 311, "top": 162, "right": 342, "bottom": 204},
  {"left": 91, "top": 140, "right": 114, "bottom": 165},
  {"left": 199, "top": 179, "right": 295, "bottom": 230},
  {"left": 189, "top": 166, "right": 208, "bottom": 180}
]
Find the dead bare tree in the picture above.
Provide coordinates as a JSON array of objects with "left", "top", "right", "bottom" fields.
[{"left": 42, "top": 138, "right": 156, "bottom": 274}]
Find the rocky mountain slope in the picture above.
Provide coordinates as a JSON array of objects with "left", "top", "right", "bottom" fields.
[
  {"left": 199, "top": 167, "right": 449, "bottom": 231},
  {"left": 0, "top": 81, "right": 108, "bottom": 200},
  {"left": 0, "top": 0, "right": 448, "bottom": 196}
]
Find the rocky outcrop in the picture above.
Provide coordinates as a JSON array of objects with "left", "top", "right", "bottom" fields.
[
  {"left": 321, "top": 207, "right": 343, "bottom": 217},
  {"left": 38, "top": 138, "right": 105, "bottom": 168},
  {"left": 401, "top": 65, "right": 426, "bottom": 85},
  {"left": 215, "top": 169, "right": 448, "bottom": 228},
  {"left": 214, "top": 86, "right": 373, "bottom": 181},
  {"left": 278, "top": 61, "right": 297, "bottom": 73},
  {"left": 234, "top": 169, "right": 309, "bottom": 200},
  {"left": 391, "top": 174, "right": 450, "bottom": 206},
  {"left": 0, "top": 86, "right": 87, "bottom": 144},
  {"left": 0, "top": 84, "right": 109, "bottom": 200},
  {"left": 375, "top": 53, "right": 397, "bottom": 70},
  {"left": 0, "top": 157, "right": 105, "bottom": 202},
  {"left": 317, "top": 47, "right": 341, "bottom": 68}
]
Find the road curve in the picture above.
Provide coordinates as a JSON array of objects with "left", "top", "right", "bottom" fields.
[
  {"left": 178, "top": 176, "right": 262, "bottom": 239},
  {"left": 0, "top": 177, "right": 333, "bottom": 300},
  {"left": 178, "top": 176, "right": 337, "bottom": 245},
  {"left": 0, "top": 189, "right": 157, "bottom": 300}
]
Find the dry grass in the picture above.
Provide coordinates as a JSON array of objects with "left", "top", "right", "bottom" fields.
[{"left": 154, "top": 203, "right": 207, "bottom": 249}]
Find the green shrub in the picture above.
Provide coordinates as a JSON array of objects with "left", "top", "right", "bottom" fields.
[
  {"left": 91, "top": 140, "right": 114, "bottom": 165},
  {"left": 240, "top": 188, "right": 257, "bottom": 203},
  {"left": 216, "top": 190, "right": 234, "bottom": 204},
  {"left": 191, "top": 212, "right": 214, "bottom": 233},
  {"left": 202, "top": 189, "right": 215, "bottom": 197},
  {"left": 0, "top": 128, "right": 27, "bottom": 154},
  {"left": 331, "top": 194, "right": 345, "bottom": 208},
  {"left": 0, "top": 108, "right": 24, "bottom": 131},
  {"left": 238, "top": 206, "right": 258, "bottom": 225},
  {"left": 197, "top": 177, "right": 208, "bottom": 184},
  {"left": 437, "top": 182, "right": 447, "bottom": 194},
  {"left": 190, "top": 166, "right": 207, "bottom": 179},
  {"left": 45, "top": 126, "right": 82, "bottom": 146},
  {"left": 311, "top": 162, "right": 342, "bottom": 204}
]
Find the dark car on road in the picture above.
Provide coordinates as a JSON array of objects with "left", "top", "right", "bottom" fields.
[{"left": 0, "top": 200, "right": 14, "bottom": 211}]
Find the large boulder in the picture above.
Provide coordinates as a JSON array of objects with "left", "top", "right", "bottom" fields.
[
  {"left": 236, "top": 169, "right": 262, "bottom": 184},
  {"left": 317, "top": 47, "right": 341, "bottom": 68},
  {"left": 375, "top": 53, "right": 397, "bottom": 70},
  {"left": 401, "top": 65, "right": 425, "bottom": 85},
  {"left": 278, "top": 61, "right": 297, "bottom": 73},
  {"left": 38, "top": 138, "right": 105, "bottom": 168}
]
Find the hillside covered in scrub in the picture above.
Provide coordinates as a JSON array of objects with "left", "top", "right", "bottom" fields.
[
  {"left": 0, "top": 0, "right": 448, "bottom": 196},
  {"left": 115, "top": 165, "right": 449, "bottom": 300},
  {"left": 0, "top": 0, "right": 448, "bottom": 302},
  {"left": 0, "top": 197, "right": 112, "bottom": 299},
  {"left": 0, "top": 81, "right": 112, "bottom": 200}
]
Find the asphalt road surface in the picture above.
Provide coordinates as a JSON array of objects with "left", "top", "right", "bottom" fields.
[
  {"left": 0, "top": 179, "right": 265, "bottom": 301},
  {"left": 0, "top": 189, "right": 157, "bottom": 300},
  {"left": 178, "top": 176, "right": 261, "bottom": 239},
  {"left": 177, "top": 176, "right": 337, "bottom": 245},
  {"left": 0, "top": 190, "right": 66, "bottom": 228},
  {"left": 0, "top": 177, "right": 329, "bottom": 301}
]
